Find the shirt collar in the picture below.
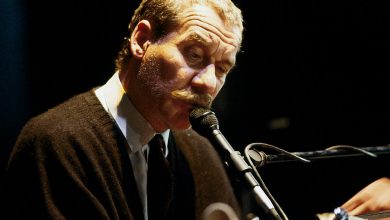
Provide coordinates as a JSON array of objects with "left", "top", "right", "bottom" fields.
[{"left": 95, "top": 72, "right": 170, "bottom": 153}]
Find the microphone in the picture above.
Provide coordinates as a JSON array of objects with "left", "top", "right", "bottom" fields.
[
  {"left": 189, "top": 107, "right": 283, "bottom": 220},
  {"left": 189, "top": 108, "right": 235, "bottom": 156}
]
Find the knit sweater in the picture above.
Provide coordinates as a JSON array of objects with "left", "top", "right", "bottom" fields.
[{"left": 3, "top": 90, "right": 239, "bottom": 220}]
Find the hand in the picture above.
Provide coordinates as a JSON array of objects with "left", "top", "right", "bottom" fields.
[{"left": 341, "top": 177, "right": 390, "bottom": 216}]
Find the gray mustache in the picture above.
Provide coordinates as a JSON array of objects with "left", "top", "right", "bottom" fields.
[{"left": 171, "top": 90, "right": 212, "bottom": 109}]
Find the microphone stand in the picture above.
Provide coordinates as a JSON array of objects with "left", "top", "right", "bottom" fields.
[
  {"left": 189, "top": 107, "right": 286, "bottom": 220},
  {"left": 210, "top": 129, "right": 283, "bottom": 220}
]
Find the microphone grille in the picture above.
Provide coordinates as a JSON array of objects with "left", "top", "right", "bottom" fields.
[
  {"left": 189, "top": 107, "right": 207, "bottom": 119},
  {"left": 189, "top": 108, "right": 219, "bottom": 137}
]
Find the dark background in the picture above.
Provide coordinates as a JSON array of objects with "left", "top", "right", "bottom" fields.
[{"left": 1, "top": 0, "right": 390, "bottom": 219}]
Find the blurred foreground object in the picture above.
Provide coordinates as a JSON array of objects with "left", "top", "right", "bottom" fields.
[{"left": 202, "top": 203, "right": 239, "bottom": 220}]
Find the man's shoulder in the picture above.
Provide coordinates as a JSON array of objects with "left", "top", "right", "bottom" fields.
[
  {"left": 21, "top": 90, "right": 107, "bottom": 140},
  {"left": 30, "top": 91, "right": 94, "bottom": 124},
  {"left": 11, "top": 89, "right": 113, "bottom": 155}
]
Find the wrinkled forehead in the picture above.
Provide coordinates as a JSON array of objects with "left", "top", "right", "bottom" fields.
[{"left": 177, "top": 4, "right": 242, "bottom": 48}]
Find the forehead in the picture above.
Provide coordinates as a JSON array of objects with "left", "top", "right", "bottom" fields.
[{"left": 175, "top": 4, "right": 241, "bottom": 50}]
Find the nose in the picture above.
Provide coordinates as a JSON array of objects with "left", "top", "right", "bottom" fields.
[{"left": 191, "top": 64, "right": 217, "bottom": 94}]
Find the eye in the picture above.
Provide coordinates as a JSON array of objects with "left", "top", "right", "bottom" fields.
[
  {"left": 216, "top": 66, "right": 227, "bottom": 75},
  {"left": 185, "top": 46, "right": 204, "bottom": 66}
]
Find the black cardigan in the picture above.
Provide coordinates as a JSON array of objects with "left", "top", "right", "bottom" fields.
[{"left": 3, "top": 90, "right": 239, "bottom": 220}]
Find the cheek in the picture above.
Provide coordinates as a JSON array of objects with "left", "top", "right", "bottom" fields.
[
  {"left": 159, "top": 50, "right": 186, "bottom": 80},
  {"left": 160, "top": 54, "right": 193, "bottom": 86}
]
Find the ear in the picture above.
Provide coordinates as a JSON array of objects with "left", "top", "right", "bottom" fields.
[{"left": 129, "top": 20, "right": 153, "bottom": 59}]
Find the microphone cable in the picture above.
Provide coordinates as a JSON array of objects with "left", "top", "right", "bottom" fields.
[{"left": 244, "top": 142, "right": 310, "bottom": 220}]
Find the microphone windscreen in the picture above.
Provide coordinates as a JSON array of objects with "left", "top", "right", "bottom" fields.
[
  {"left": 189, "top": 108, "right": 219, "bottom": 137},
  {"left": 190, "top": 108, "right": 219, "bottom": 128},
  {"left": 189, "top": 107, "right": 210, "bottom": 119}
]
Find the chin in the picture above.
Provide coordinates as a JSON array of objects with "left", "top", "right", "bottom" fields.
[
  {"left": 169, "top": 115, "right": 191, "bottom": 131},
  {"left": 165, "top": 105, "right": 191, "bottom": 129}
]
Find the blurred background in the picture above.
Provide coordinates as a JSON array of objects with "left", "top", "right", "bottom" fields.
[{"left": 1, "top": 0, "right": 389, "bottom": 219}]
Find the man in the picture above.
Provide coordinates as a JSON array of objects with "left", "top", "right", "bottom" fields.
[{"left": 3, "top": 0, "right": 244, "bottom": 219}]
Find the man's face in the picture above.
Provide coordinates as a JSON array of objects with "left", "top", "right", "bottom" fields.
[{"left": 137, "top": 4, "right": 241, "bottom": 131}]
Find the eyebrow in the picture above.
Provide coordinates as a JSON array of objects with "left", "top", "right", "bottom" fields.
[{"left": 185, "top": 32, "right": 208, "bottom": 45}]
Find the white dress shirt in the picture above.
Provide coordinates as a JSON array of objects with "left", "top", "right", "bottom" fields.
[{"left": 95, "top": 72, "right": 169, "bottom": 220}]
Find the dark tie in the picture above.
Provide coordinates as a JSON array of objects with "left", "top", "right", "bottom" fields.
[{"left": 147, "top": 134, "right": 173, "bottom": 220}]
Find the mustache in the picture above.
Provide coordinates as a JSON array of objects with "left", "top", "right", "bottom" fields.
[{"left": 171, "top": 90, "right": 213, "bottom": 109}]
